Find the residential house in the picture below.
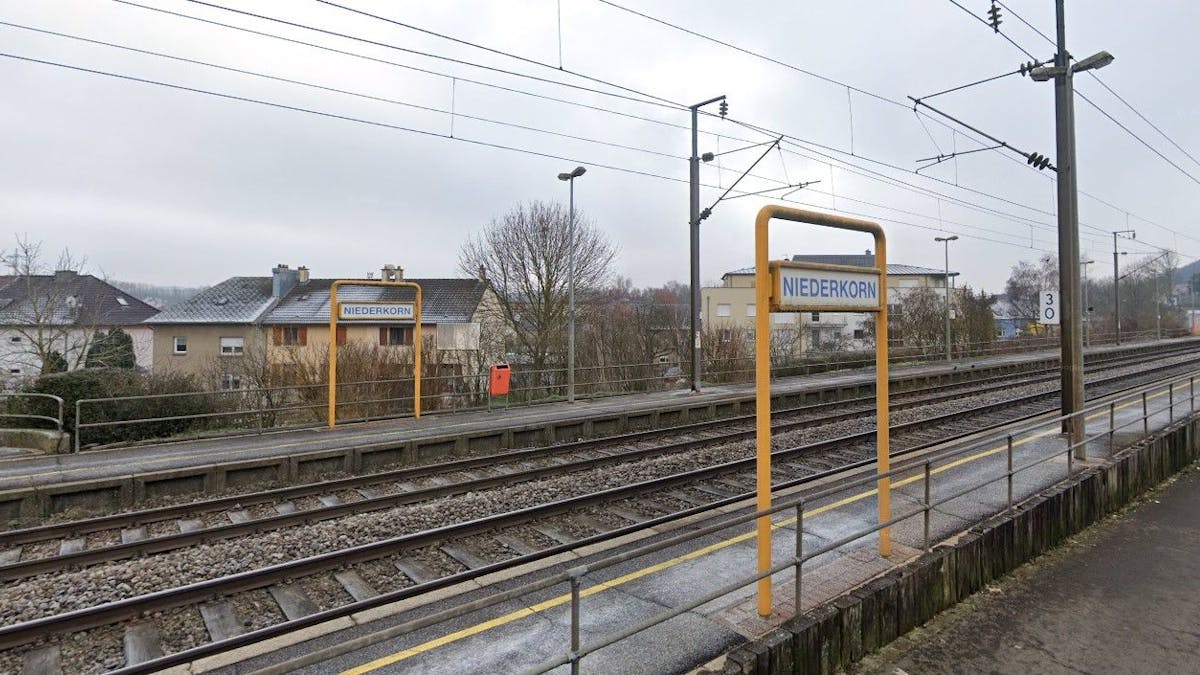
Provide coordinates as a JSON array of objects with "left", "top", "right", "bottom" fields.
[
  {"left": 701, "top": 253, "right": 958, "bottom": 352},
  {"left": 0, "top": 270, "right": 159, "bottom": 383},
  {"left": 146, "top": 264, "right": 503, "bottom": 390},
  {"left": 992, "top": 294, "right": 1034, "bottom": 339}
]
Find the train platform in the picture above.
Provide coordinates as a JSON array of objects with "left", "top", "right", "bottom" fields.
[
  {"left": 0, "top": 337, "right": 1191, "bottom": 495},
  {"left": 195, "top": 364, "right": 1199, "bottom": 674},
  {"left": 855, "top": 461, "right": 1200, "bottom": 675}
]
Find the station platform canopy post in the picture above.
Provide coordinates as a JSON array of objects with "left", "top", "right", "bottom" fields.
[
  {"left": 327, "top": 279, "right": 423, "bottom": 428},
  {"left": 754, "top": 205, "right": 890, "bottom": 618}
]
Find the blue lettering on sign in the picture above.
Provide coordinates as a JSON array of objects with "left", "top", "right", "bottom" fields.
[
  {"left": 782, "top": 274, "right": 876, "bottom": 302},
  {"left": 342, "top": 304, "right": 413, "bottom": 318}
]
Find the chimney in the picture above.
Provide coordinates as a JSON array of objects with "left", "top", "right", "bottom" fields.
[
  {"left": 380, "top": 264, "right": 396, "bottom": 282},
  {"left": 477, "top": 264, "right": 487, "bottom": 281},
  {"left": 54, "top": 269, "right": 78, "bottom": 281},
  {"left": 297, "top": 266, "right": 310, "bottom": 284},
  {"left": 396, "top": 266, "right": 404, "bottom": 280},
  {"left": 272, "top": 264, "right": 299, "bottom": 298}
]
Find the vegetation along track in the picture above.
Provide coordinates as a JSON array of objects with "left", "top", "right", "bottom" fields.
[{"left": 1, "top": 347, "right": 1199, "bottom": 672}]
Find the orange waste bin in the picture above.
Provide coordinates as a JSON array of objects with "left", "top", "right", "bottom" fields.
[{"left": 489, "top": 364, "right": 511, "bottom": 396}]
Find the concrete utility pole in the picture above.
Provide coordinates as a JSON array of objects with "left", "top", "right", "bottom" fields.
[
  {"left": 935, "top": 235, "right": 958, "bottom": 361},
  {"left": 688, "top": 95, "right": 726, "bottom": 394},
  {"left": 1029, "top": 1, "right": 1113, "bottom": 451}
]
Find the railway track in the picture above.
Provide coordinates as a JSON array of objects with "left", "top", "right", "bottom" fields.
[
  {"left": 0, "top": 346, "right": 1193, "bottom": 581},
  {"left": 1, "top": 347, "right": 1198, "bottom": 673}
]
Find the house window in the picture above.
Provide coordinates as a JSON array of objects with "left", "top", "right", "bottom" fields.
[
  {"left": 220, "top": 373, "right": 242, "bottom": 391},
  {"left": 719, "top": 328, "right": 732, "bottom": 343},
  {"left": 745, "top": 304, "right": 756, "bottom": 317},
  {"left": 379, "top": 326, "right": 414, "bottom": 346},
  {"left": 854, "top": 329, "right": 865, "bottom": 339},
  {"left": 9, "top": 368, "right": 19, "bottom": 375},
  {"left": 811, "top": 312, "right": 820, "bottom": 322},
  {"left": 219, "top": 337, "right": 244, "bottom": 355},
  {"left": 716, "top": 303, "right": 731, "bottom": 317},
  {"left": 8, "top": 336, "right": 20, "bottom": 344},
  {"left": 173, "top": 336, "right": 187, "bottom": 354},
  {"left": 771, "top": 313, "right": 796, "bottom": 324},
  {"left": 273, "top": 326, "right": 307, "bottom": 347}
]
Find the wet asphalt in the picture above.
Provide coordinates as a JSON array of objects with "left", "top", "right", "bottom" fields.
[{"left": 855, "top": 462, "right": 1200, "bottom": 675}]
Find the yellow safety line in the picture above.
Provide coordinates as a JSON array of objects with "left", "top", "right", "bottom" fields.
[{"left": 344, "top": 383, "right": 1187, "bottom": 673}]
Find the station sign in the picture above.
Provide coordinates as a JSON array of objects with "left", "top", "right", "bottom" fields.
[
  {"left": 770, "top": 261, "right": 881, "bottom": 311},
  {"left": 338, "top": 302, "right": 415, "bottom": 321}
]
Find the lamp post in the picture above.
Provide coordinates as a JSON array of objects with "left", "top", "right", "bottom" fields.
[
  {"left": 1112, "top": 229, "right": 1135, "bottom": 344},
  {"left": 558, "top": 165, "right": 587, "bottom": 403},
  {"left": 934, "top": 235, "right": 958, "bottom": 361},
  {"left": 688, "top": 95, "right": 726, "bottom": 394},
  {"left": 1028, "top": 3, "right": 1114, "bottom": 449},
  {"left": 1081, "top": 259, "right": 1093, "bottom": 347}
]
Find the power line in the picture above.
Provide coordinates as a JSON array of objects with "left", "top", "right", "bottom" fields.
[
  {"left": 113, "top": 1, "right": 692, "bottom": 133},
  {"left": 594, "top": 0, "right": 907, "bottom": 109},
  {"left": 0, "top": 21, "right": 687, "bottom": 162},
  {"left": 163, "top": 0, "right": 683, "bottom": 113},
  {"left": 115, "top": 0, "right": 1095, "bottom": 235},
  {"left": 109, "top": 0, "right": 1195, "bottom": 256},
  {"left": 948, "top": 0, "right": 1200, "bottom": 188},
  {"left": 0, "top": 49, "right": 1072, "bottom": 258},
  {"left": 996, "top": 0, "right": 1200, "bottom": 170}
]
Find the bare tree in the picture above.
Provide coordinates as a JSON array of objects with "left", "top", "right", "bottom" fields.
[
  {"left": 458, "top": 201, "right": 617, "bottom": 377},
  {"left": 0, "top": 236, "right": 101, "bottom": 374},
  {"left": 1005, "top": 254, "right": 1058, "bottom": 320}
]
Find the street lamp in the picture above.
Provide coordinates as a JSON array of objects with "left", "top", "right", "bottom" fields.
[
  {"left": 934, "top": 235, "right": 958, "bottom": 361},
  {"left": 1113, "top": 229, "right": 1135, "bottom": 344},
  {"left": 1026, "top": 1, "right": 1114, "bottom": 451},
  {"left": 558, "top": 165, "right": 587, "bottom": 403}
]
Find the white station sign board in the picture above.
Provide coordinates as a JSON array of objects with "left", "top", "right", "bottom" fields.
[
  {"left": 772, "top": 263, "right": 881, "bottom": 311},
  {"left": 1039, "top": 290, "right": 1059, "bottom": 325},
  {"left": 338, "top": 302, "right": 415, "bottom": 322}
]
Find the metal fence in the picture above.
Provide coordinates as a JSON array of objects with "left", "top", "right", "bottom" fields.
[
  {"left": 517, "top": 368, "right": 1198, "bottom": 673},
  {"left": 0, "top": 392, "right": 63, "bottom": 432},
  {"left": 67, "top": 329, "right": 1186, "bottom": 449}
]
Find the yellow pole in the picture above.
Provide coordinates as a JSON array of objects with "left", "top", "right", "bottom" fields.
[
  {"left": 327, "top": 281, "right": 341, "bottom": 429},
  {"left": 754, "top": 208, "right": 773, "bottom": 617},
  {"left": 413, "top": 284, "right": 422, "bottom": 420},
  {"left": 874, "top": 233, "right": 891, "bottom": 557}
]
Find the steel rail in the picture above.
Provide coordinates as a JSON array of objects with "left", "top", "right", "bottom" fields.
[
  {"left": 3, "top": 347, "right": 1193, "bottom": 580},
  {"left": 0, "top": 353, "right": 1194, "bottom": 653}
]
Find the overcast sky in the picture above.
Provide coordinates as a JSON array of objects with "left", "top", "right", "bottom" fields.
[{"left": 2, "top": 0, "right": 1198, "bottom": 293}]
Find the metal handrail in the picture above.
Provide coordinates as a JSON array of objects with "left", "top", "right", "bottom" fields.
[
  {"left": 67, "top": 334, "right": 1194, "bottom": 450},
  {"left": 521, "top": 367, "right": 1199, "bottom": 673},
  {"left": 0, "top": 392, "right": 64, "bottom": 432}
]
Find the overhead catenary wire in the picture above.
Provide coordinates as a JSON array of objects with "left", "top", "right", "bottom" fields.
[
  {"left": 996, "top": 0, "right": 1200, "bottom": 171},
  {"left": 0, "top": 49, "right": 1073, "bottom": 257},
  {"left": 8, "top": 15, "right": 1079, "bottom": 252},
  {"left": 117, "top": 0, "right": 1181, "bottom": 255}
]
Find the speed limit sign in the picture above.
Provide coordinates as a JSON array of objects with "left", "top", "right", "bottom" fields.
[{"left": 1040, "top": 290, "right": 1060, "bottom": 325}]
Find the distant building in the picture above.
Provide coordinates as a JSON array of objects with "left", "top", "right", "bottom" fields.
[
  {"left": 701, "top": 253, "right": 957, "bottom": 352},
  {"left": 992, "top": 294, "right": 1034, "bottom": 339},
  {"left": 0, "top": 271, "right": 159, "bottom": 383},
  {"left": 145, "top": 264, "right": 503, "bottom": 390}
]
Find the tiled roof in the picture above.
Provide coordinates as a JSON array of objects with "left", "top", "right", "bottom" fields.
[
  {"left": 266, "top": 278, "right": 489, "bottom": 324},
  {"left": 145, "top": 276, "right": 491, "bottom": 325},
  {"left": 144, "top": 277, "right": 276, "bottom": 324},
  {"left": 0, "top": 273, "right": 159, "bottom": 326}
]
